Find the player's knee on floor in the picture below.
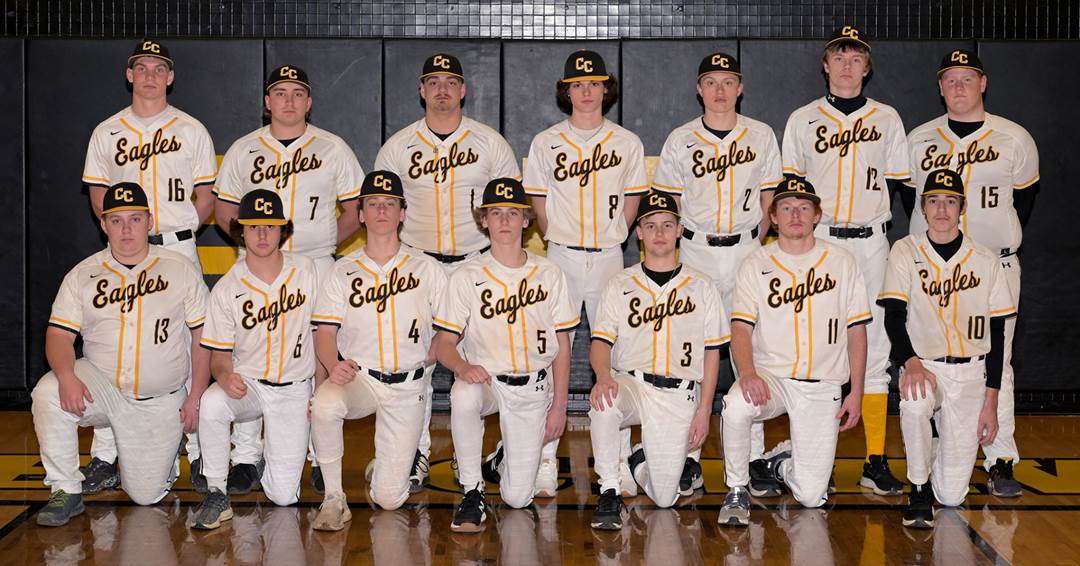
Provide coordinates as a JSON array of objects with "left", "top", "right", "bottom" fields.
[
  {"left": 500, "top": 481, "right": 535, "bottom": 509},
  {"left": 124, "top": 483, "right": 169, "bottom": 506},
  {"left": 933, "top": 482, "right": 968, "bottom": 508},
  {"left": 264, "top": 483, "right": 300, "bottom": 507},
  {"left": 369, "top": 485, "right": 409, "bottom": 510}
]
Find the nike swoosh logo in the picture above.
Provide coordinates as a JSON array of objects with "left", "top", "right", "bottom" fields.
[
  {"left": 346, "top": 270, "right": 360, "bottom": 276},
  {"left": 550, "top": 145, "right": 562, "bottom": 150},
  {"left": 407, "top": 144, "right": 418, "bottom": 149},
  {"left": 249, "top": 149, "right": 260, "bottom": 154},
  {"left": 109, "top": 130, "right": 122, "bottom": 136},
  {"left": 90, "top": 273, "right": 101, "bottom": 278},
  {"left": 761, "top": 270, "right": 774, "bottom": 275},
  {"left": 913, "top": 260, "right": 924, "bottom": 265},
  {"left": 623, "top": 290, "right": 633, "bottom": 295},
  {"left": 686, "top": 143, "right": 696, "bottom": 149},
  {"left": 235, "top": 293, "right": 245, "bottom": 299},
  {"left": 833, "top": 396, "right": 841, "bottom": 401},
  {"left": 475, "top": 282, "right": 485, "bottom": 287},
  {"left": 809, "top": 119, "right": 821, "bottom": 125}
]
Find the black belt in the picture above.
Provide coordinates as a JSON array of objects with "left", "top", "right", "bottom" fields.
[
  {"left": 827, "top": 222, "right": 890, "bottom": 239},
  {"left": 496, "top": 368, "right": 547, "bottom": 386},
  {"left": 566, "top": 245, "right": 604, "bottom": 252},
  {"left": 148, "top": 229, "right": 194, "bottom": 245},
  {"left": 425, "top": 246, "right": 489, "bottom": 264},
  {"left": 257, "top": 377, "right": 312, "bottom": 388},
  {"left": 933, "top": 354, "right": 986, "bottom": 364},
  {"left": 134, "top": 386, "right": 184, "bottom": 401},
  {"left": 1000, "top": 248, "right": 1017, "bottom": 258},
  {"left": 367, "top": 366, "right": 426, "bottom": 385},
  {"left": 631, "top": 370, "right": 695, "bottom": 391},
  {"left": 683, "top": 226, "right": 759, "bottom": 247}
]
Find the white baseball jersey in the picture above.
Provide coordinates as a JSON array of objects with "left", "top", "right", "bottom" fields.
[
  {"left": 47, "top": 246, "right": 209, "bottom": 398},
  {"left": 907, "top": 114, "right": 1040, "bottom": 251},
  {"left": 200, "top": 253, "right": 319, "bottom": 384},
  {"left": 591, "top": 263, "right": 730, "bottom": 381},
  {"left": 523, "top": 119, "right": 649, "bottom": 249},
  {"left": 782, "top": 97, "right": 910, "bottom": 227},
  {"left": 880, "top": 232, "right": 1017, "bottom": 360},
  {"left": 82, "top": 105, "right": 218, "bottom": 235},
  {"left": 732, "top": 241, "right": 872, "bottom": 384},
  {"left": 375, "top": 117, "right": 520, "bottom": 256},
  {"left": 434, "top": 252, "right": 579, "bottom": 374},
  {"left": 312, "top": 245, "right": 447, "bottom": 372},
  {"left": 653, "top": 115, "right": 784, "bottom": 235},
  {"left": 216, "top": 124, "right": 365, "bottom": 257}
]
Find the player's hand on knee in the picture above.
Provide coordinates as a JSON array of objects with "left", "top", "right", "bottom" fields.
[
  {"left": 543, "top": 409, "right": 567, "bottom": 444},
  {"left": 180, "top": 396, "right": 200, "bottom": 433},
  {"left": 223, "top": 372, "right": 248, "bottom": 399},
  {"left": 590, "top": 377, "right": 619, "bottom": 411},
  {"left": 977, "top": 401, "right": 999, "bottom": 445},
  {"left": 57, "top": 373, "right": 93, "bottom": 416},
  {"left": 740, "top": 372, "right": 770, "bottom": 406},
  {"left": 687, "top": 411, "right": 710, "bottom": 450},
  {"left": 456, "top": 363, "right": 490, "bottom": 384},
  {"left": 900, "top": 359, "right": 937, "bottom": 400},
  {"left": 836, "top": 394, "right": 862, "bottom": 432},
  {"left": 330, "top": 359, "right": 359, "bottom": 385}
]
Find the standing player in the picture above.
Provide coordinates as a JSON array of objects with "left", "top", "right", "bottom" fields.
[
  {"left": 433, "top": 178, "right": 578, "bottom": 533},
  {"left": 192, "top": 189, "right": 319, "bottom": 529},
  {"left": 32, "top": 182, "right": 209, "bottom": 526},
  {"left": 375, "top": 53, "right": 520, "bottom": 492},
  {"left": 81, "top": 38, "right": 217, "bottom": 495},
  {"left": 522, "top": 49, "right": 648, "bottom": 497},
  {"left": 781, "top": 26, "right": 910, "bottom": 494},
  {"left": 718, "top": 177, "right": 870, "bottom": 526},
  {"left": 906, "top": 50, "right": 1039, "bottom": 497},
  {"left": 309, "top": 170, "right": 447, "bottom": 530},
  {"left": 652, "top": 51, "right": 783, "bottom": 494},
  {"left": 879, "top": 170, "right": 1016, "bottom": 527},
  {"left": 588, "top": 190, "right": 728, "bottom": 530},
  {"left": 214, "top": 65, "right": 365, "bottom": 493}
]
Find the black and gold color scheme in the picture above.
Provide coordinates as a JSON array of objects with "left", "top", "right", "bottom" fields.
[
  {"left": 561, "top": 50, "right": 609, "bottom": 83},
  {"left": 938, "top": 49, "right": 984, "bottom": 76},
  {"left": 101, "top": 182, "right": 150, "bottom": 214},
  {"left": 265, "top": 65, "right": 311, "bottom": 93},
  {"left": 127, "top": 38, "right": 172, "bottom": 68},
  {"left": 480, "top": 178, "right": 529, "bottom": 209},
  {"left": 421, "top": 53, "right": 464, "bottom": 80},
  {"left": 636, "top": 190, "right": 680, "bottom": 222},
  {"left": 826, "top": 25, "right": 871, "bottom": 51},
  {"left": 922, "top": 168, "right": 966, "bottom": 199},
  {"left": 360, "top": 170, "right": 405, "bottom": 200},
  {"left": 238, "top": 189, "right": 288, "bottom": 226},
  {"left": 698, "top": 52, "right": 741, "bottom": 78},
  {"left": 772, "top": 176, "right": 821, "bottom": 204}
]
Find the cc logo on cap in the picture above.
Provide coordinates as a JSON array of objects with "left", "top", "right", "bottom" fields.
[
  {"left": 141, "top": 41, "right": 160, "bottom": 54},
  {"left": 115, "top": 188, "right": 134, "bottom": 202},
  {"left": 841, "top": 25, "right": 860, "bottom": 39},
  {"left": 279, "top": 66, "right": 299, "bottom": 79},
  {"left": 711, "top": 54, "right": 730, "bottom": 68},
  {"left": 789, "top": 179, "right": 807, "bottom": 192},
  {"left": 648, "top": 193, "right": 666, "bottom": 206},
  {"left": 494, "top": 182, "right": 514, "bottom": 199},
  {"left": 254, "top": 198, "right": 274, "bottom": 214},
  {"left": 575, "top": 57, "right": 594, "bottom": 73},
  {"left": 950, "top": 51, "right": 969, "bottom": 64},
  {"left": 373, "top": 175, "right": 392, "bottom": 191},
  {"left": 432, "top": 55, "right": 450, "bottom": 70},
  {"left": 934, "top": 171, "right": 954, "bottom": 187}
]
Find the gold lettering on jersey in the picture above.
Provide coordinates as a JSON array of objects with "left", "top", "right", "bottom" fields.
[
  {"left": 813, "top": 118, "right": 881, "bottom": 157},
  {"left": 691, "top": 141, "right": 757, "bottom": 182},
  {"left": 348, "top": 268, "right": 421, "bottom": 313},
  {"left": 113, "top": 129, "right": 183, "bottom": 171},
  {"left": 250, "top": 147, "right": 323, "bottom": 190},
  {"left": 479, "top": 280, "right": 548, "bottom": 324},
  {"left": 408, "top": 143, "right": 479, "bottom": 184},
  {"left": 553, "top": 145, "right": 623, "bottom": 188},
  {"left": 92, "top": 271, "right": 170, "bottom": 314},
  {"left": 241, "top": 285, "right": 307, "bottom": 331},
  {"left": 918, "top": 264, "right": 981, "bottom": 308},
  {"left": 766, "top": 268, "right": 837, "bottom": 313},
  {"left": 627, "top": 289, "right": 697, "bottom": 332},
  {"left": 918, "top": 141, "right": 1000, "bottom": 172}
]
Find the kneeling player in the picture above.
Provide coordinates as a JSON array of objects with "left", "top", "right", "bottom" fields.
[
  {"left": 880, "top": 169, "right": 1015, "bottom": 528},
  {"left": 32, "top": 183, "right": 209, "bottom": 526},
  {"left": 718, "top": 177, "right": 870, "bottom": 526},
  {"left": 192, "top": 190, "right": 319, "bottom": 529},
  {"left": 434, "top": 178, "right": 578, "bottom": 533},
  {"left": 309, "top": 171, "right": 446, "bottom": 530},
  {"left": 588, "top": 190, "right": 728, "bottom": 530}
]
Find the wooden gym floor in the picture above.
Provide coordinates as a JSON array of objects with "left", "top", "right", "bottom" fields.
[{"left": 0, "top": 412, "right": 1078, "bottom": 565}]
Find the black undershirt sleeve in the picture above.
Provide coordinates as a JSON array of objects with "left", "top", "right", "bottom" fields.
[
  {"left": 985, "top": 317, "right": 1006, "bottom": 390},
  {"left": 1013, "top": 181, "right": 1039, "bottom": 229},
  {"left": 880, "top": 298, "right": 918, "bottom": 365},
  {"left": 888, "top": 179, "right": 914, "bottom": 219}
]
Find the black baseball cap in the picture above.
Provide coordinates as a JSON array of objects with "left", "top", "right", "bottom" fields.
[
  {"left": 128, "top": 39, "right": 173, "bottom": 68},
  {"left": 772, "top": 177, "right": 821, "bottom": 204},
  {"left": 938, "top": 49, "right": 984, "bottom": 77},
  {"left": 562, "top": 50, "right": 610, "bottom": 83},
  {"left": 922, "top": 169, "right": 966, "bottom": 199},
  {"left": 102, "top": 182, "right": 150, "bottom": 214},
  {"left": 636, "top": 190, "right": 680, "bottom": 222},
  {"left": 360, "top": 170, "right": 405, "bottom": 200},
  {"left": 480, "top": 178, "right": 530, "bottom": 209},
  {"left": 421, "top": 53, "right": 464, "bottom": 80},
  {"left": 266, "top": 65, "right": 311, "bottom": 93},
  {"left": 238, "top": 190, "right": 288, "bottom": 226},
  {"left": 826, "top": 25, "right": 871, "bottom": 52},
  {"left": 698, "top": 52, "right": 741, "bottom": 78}
]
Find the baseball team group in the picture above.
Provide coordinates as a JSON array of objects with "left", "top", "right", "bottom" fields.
[{"left": 30, "top": 24, "right": 1038, "bottom": 537}]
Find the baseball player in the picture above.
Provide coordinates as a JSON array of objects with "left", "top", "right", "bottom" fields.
[
  {"left": 588, "top": 190, "right": 728, "bottom": 530},
  {"left": 879, "top": 169, "right": 1016, "bottom": 527},
  {"left": 718, "top": 177, "right": 870, "bottom": 526},
  {"left": 780, "top": 25, "right": 909, "bottom": 495},
  {"left": 375, "top": 53, "right": 520, "bottom": 491},
  {"left": 192, "top": 189, "right": 319, "bottom": 529},
  {"left": 433, "top": 178, "right": 578, "bottom": 533},
  {"left": 652, "top": 51, "right": 783, "bottom": 494},
  {"left": 309, "top": 170, "right": 447, "bottom": 531},
  {"left": 214, "top": 64, "right": 365, "bottom": 493},
  {"left": 80, "top": 38, "right": 217, "bottom": 495},
  {"left": 906, "top": 49, "right": 1039, "bottom": 497},
  {"left": 32, "top": 182, "right": 209, "bottom": 526},
  {"left": 522, "top": 49, "right": 648, "bottom": 497}
]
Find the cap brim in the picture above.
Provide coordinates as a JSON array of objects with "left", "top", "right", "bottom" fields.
[
  {"left": 128, "top": 54, "right": 173, "bottom": 68},
  {"left": 265, "top": 79, "right": 311, "bottom": 93},
  {"left": 825, "top": 37, "right": 872, "bottom": 52},
  {"left": 697, "top": 70, "right": 742, "bottom": 79},
  {"left": 937, "top": 65, "right": 984, "bottom": 77},
  {"left": 636, "top": 209, "right": 680, "bottom": 222},
  {"left": 479, "top": 203, "right": 531, "bottom": 209},
  {"left": 360, "top": 193, "right": 405, "bottom": 200},
  {"left": 561, "top": 75, "right": 610, "bottom": 83},
  {"left": 420, "top": 71, "right": 464, "bottom": 80},
  {"left": 238, "top": 218, "right": 288, "bottom": 226},
  {"left": 103, "top": 205, "right": 150, "bottom": 214},
  {"left": 921, "top": 189, "right": 966, "bottom": 198},
  {"left": 773, "top": 192, "right": 822, "bottom": 204}
]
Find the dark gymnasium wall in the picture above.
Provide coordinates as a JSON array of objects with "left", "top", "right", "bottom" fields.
[{"left": 4, "top": 2, "right": 1079, "bottom": 411}]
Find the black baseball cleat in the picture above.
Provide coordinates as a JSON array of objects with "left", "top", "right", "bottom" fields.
[
  {"left": 481, "top": 442, "right": 504, "bottom": 485},
  {"left": 409, "top": 451, "right": 430, "bottom": 494},
  {"left": 191, "top": 488, "right": 233, "bottom": 530},
  {"left": 590, "top": 489, "right": 628, "bottom": 531},
  {"left": 189, "top": 457, "right": 208, "bottom": 494},
  {"left": 748, "top": 458, "right": 783, "bottom": 497},
  {"left": 679, "top": 458, "right": 703, "bottom": 497},
  {"left": 988, "top": 458, "right": 1022, "bottom": 497},
  {"left": 450, "top": 488, "right": 487, "bottom": 533},
  {"left": 80, "top": 457, "right": 120, "bottom": 495},
  {"left": 36, "top": 490, "right": 85, "bottom": 527},
  {"left": 902, "top": 481, "right": 935, "bottom": 529},
  {"left": 627, "top": 443, "right": 646, "bottom": 488},
  {"left": 859, "top": 454, "right": 903, "bottom": 495},
  {"left": 226, "top": 461, "right": 263, "bottom": 495}
]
